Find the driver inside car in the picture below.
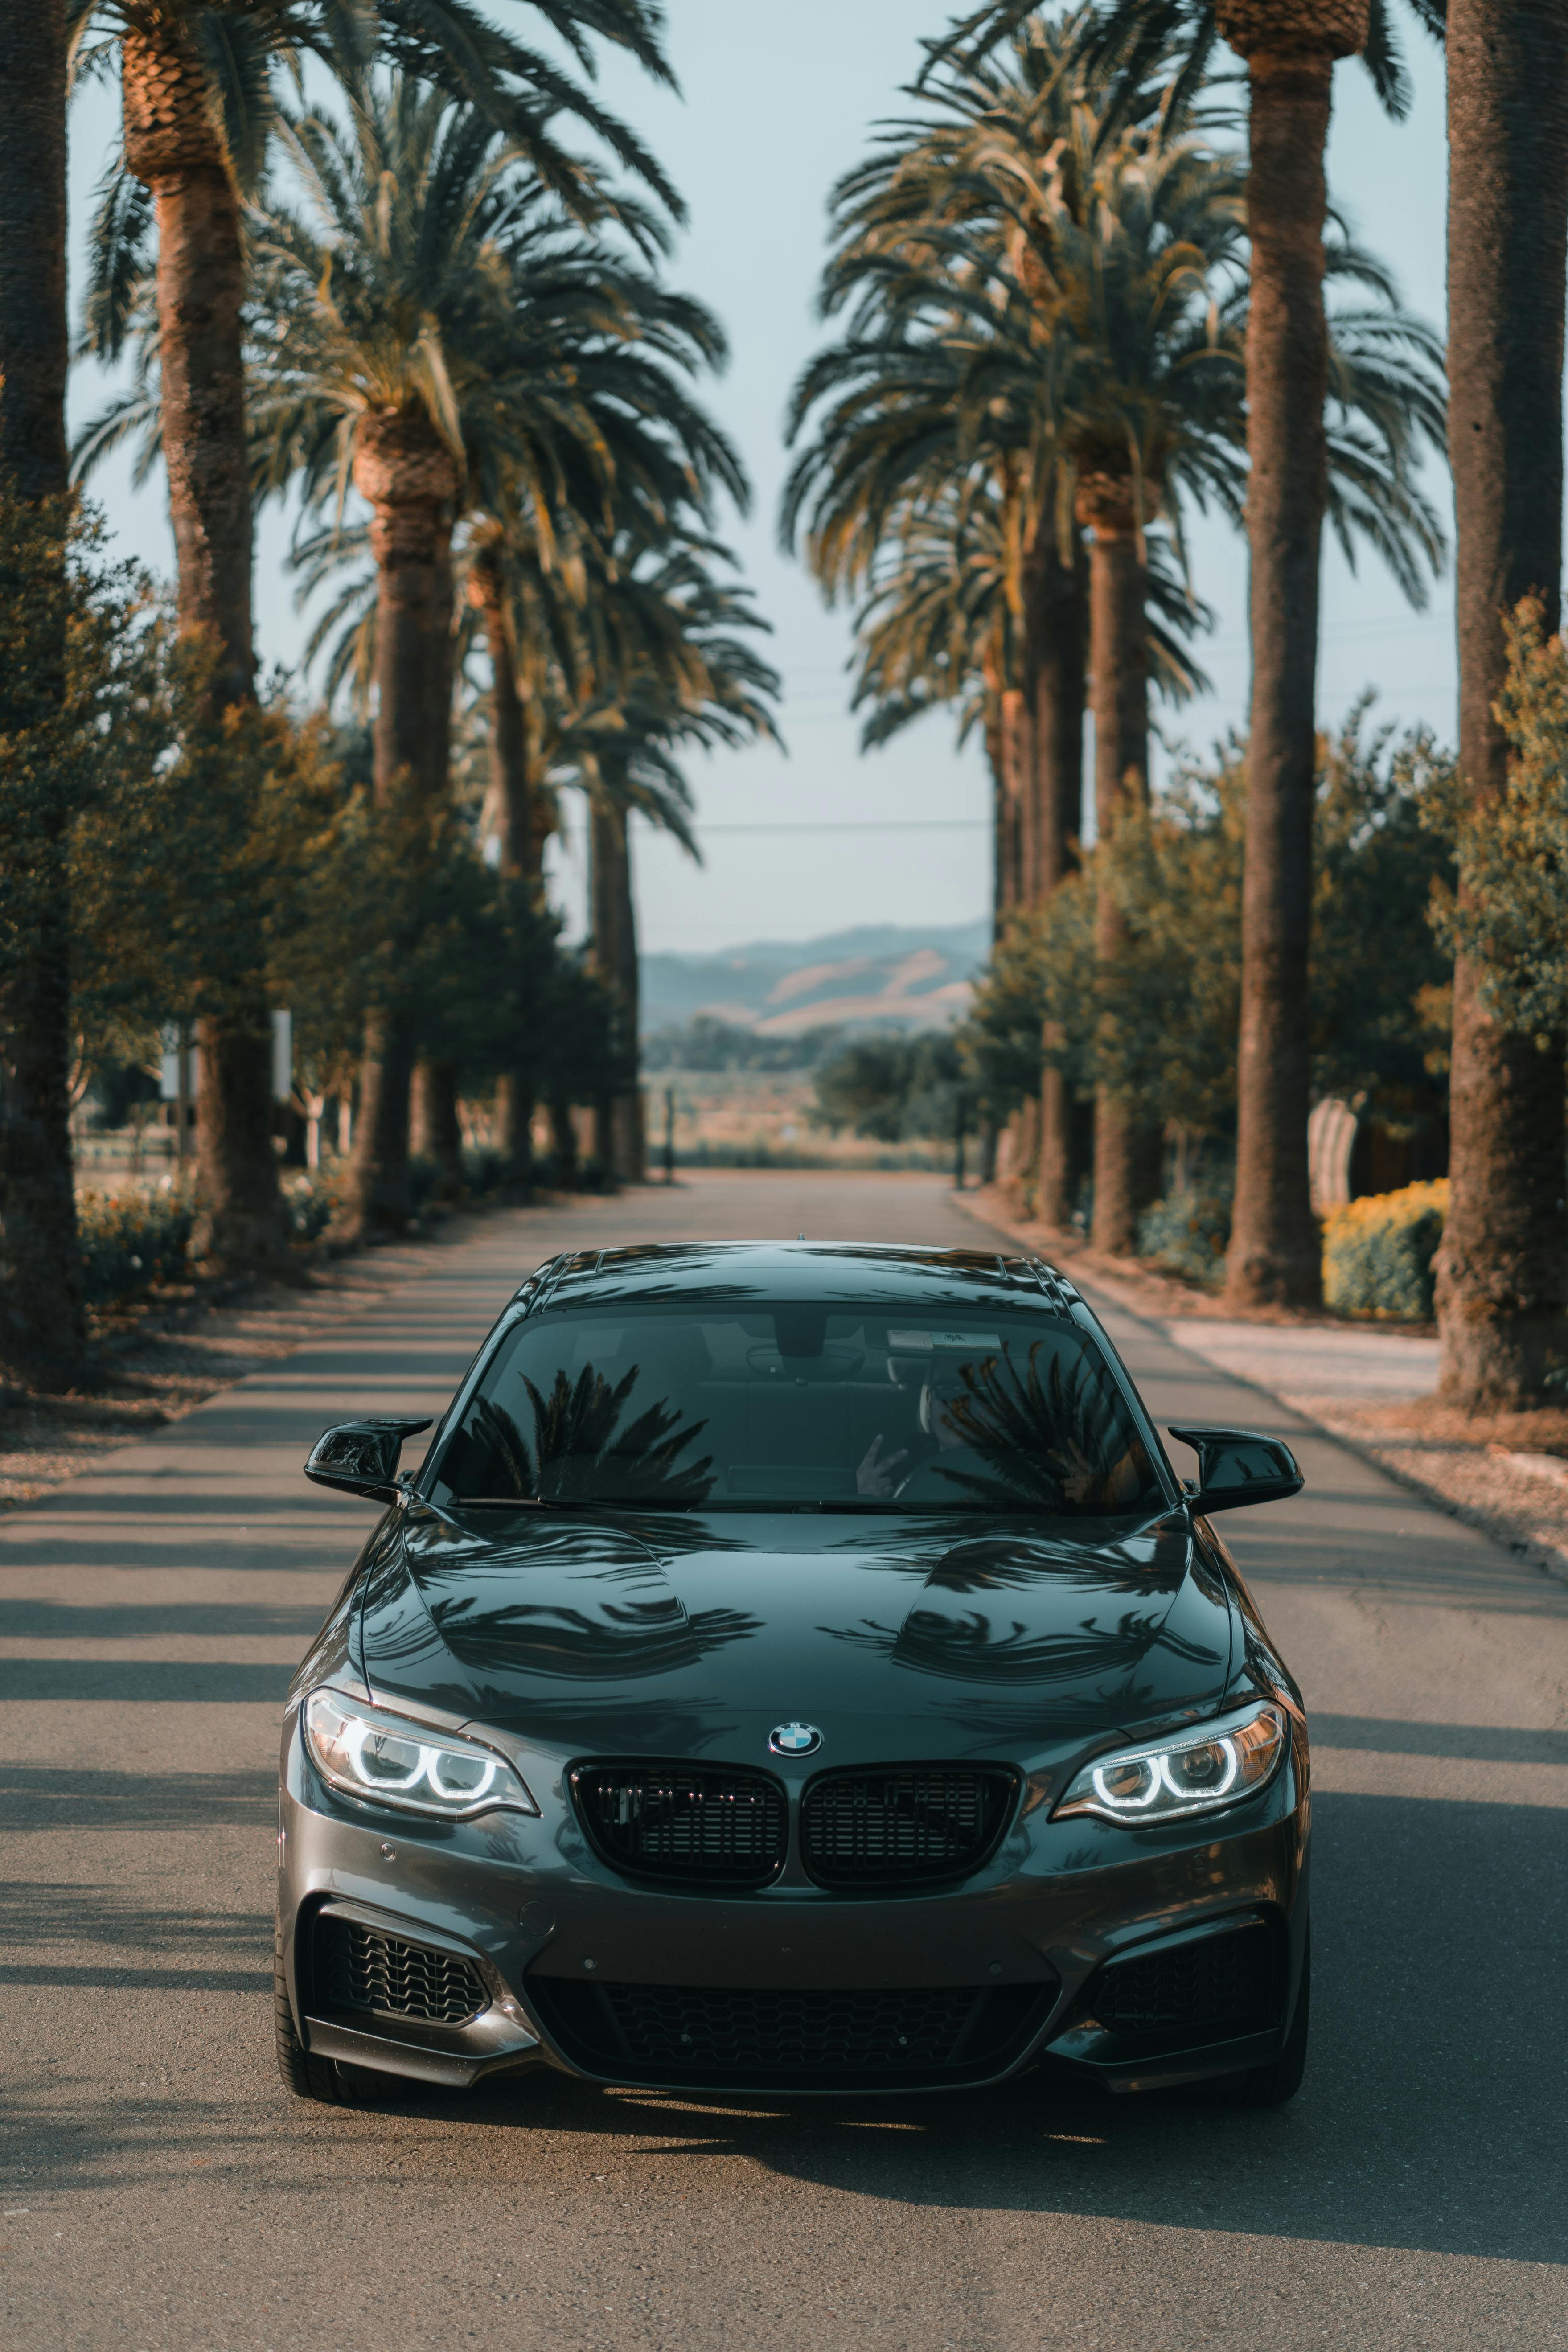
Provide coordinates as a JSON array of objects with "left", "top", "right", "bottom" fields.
[{"left": 856, "top": 1362, "right": 1152, "bottom": 1511}]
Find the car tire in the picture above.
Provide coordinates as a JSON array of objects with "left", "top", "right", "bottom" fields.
[
  {"left": 274, "top": 1927, "right": 396, "bottom": 2107},
  {"left": 275, "top": 1938, "right": 346, "bottom": 2104},
  {"left": 1211, "top": 1923, "right": 1310, "bottom": 2108}
]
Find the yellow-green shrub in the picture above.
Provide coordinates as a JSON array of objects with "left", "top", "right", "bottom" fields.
[{"left": 1321, "top": 1181, "right": 1448, "bottom": 1320}]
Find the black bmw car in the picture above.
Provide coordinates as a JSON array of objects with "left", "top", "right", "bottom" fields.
[{"left": 276, "top": 1241, "right": 1310, "bottom": 2110}]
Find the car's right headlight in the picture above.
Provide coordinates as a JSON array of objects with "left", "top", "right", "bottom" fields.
[
  {"left": 1053, "top": 1700, "right": 1288, "bottom": 1825},
  {"left": 303, "top": 1687, "right": 539, "bottom": 1821}
]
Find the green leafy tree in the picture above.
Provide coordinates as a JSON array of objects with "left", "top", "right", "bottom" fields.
[
  {"left": 812, "top": 1031, "right": 968, "bottom": 1144},
  {"left": 965, "top": 708, "right": 1454, "bottom": 1221}
]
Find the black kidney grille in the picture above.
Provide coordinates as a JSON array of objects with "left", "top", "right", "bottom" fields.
[
  {"left": 316, "top": 1914, "right": 488, "bottom": 2026},
  {"left": 1091, "top": 1923, "right": 1277, "bottom": 2036},
  {"left": 800, "top": 1766, "right": 1017, "bottom": 1887},
  {"left": 574, "top": 1763, "right": 787, "bottom": 1885},
  {"left": 528, "top": 1975, "right": 1054, "bottom": 2088}
]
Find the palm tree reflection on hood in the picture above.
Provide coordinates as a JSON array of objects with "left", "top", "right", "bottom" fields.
[
  {"left": 931, "top": 1340, "right": 1158, "bottom": 1515},
  {"left": 467, "top": 1365, "right": 716, "bottom": 1505},
  {"left": 827, "top": 1601, "right": 1220, "bottom": 1685}
]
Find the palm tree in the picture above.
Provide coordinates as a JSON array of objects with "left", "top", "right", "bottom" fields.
[
  {"left": 70, "top": 0, "right": 677, "bottom": 1266},
  {"left": 842, "top": 472, "right": 1209, "bottom": 1205},
  {"left": 1437, "top": 6, "right": 1568, "bottom": 1405},
  {"left": 793, "top": 11, "right": 1187, "bottom": 1219},
  {"left": 0, "top": 0, "right": 86, "bottom": 1388},
  {"left": 939, "top": 0, "right": 1443, "bottom": 1302},
  {"left": 566, "top": 538, "right": 781, "bottom": 1174},
  {"left": 787, "top": 38, "right": 1443, "bottom": 1252},
  {"left": 238, "top": 74, "right": 740, "bottom": 1232}
]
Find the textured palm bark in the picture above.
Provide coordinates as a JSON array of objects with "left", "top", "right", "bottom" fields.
[
  {"left": 589, "top": 800, "right": 644, "bottom": 1183},
  {"left": 985, "top": 706, "right": 1020, "bottom": 937},
  {"left": 994, "top": 685, "right": 1037, "bottom": 1193},
  {"left": 1081, "top": 487, "right": 1159, "bottom": 1257},
  {"left": 550, "top": 1099, "right": 580, "bottom": 1186},
  {"left": 468, "top": 555, "right": 535, "bottom": 1178},
  {"left": 410, "top": 1061, "right": 463, "bottom": 1195},
  {"left": 346, "top": 413, "right": 460, "bottom": 1238},
  {"left": 0, "top": 0, "right": 86, "bottom": 1388},
  {"left": 1219, "top": 4, "right": 1365, "bottom": 1309},
  {"left": 1025, "top": 535, "right": 1087, "bottom": 1230},
  {"left": 1439, "top": 0, "right": 1568, "bottom": 1404},
  {"left": 121, "top": 21, "right": 288, "bottom": 1274}
]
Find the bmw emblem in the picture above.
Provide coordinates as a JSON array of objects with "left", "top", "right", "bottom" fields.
[{"left": 768, "top": 1721, "right": 823, "bottom": 1758}]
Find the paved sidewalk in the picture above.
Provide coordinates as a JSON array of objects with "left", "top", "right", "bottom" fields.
[{"left": 1159, "top": 1316, "right": 1438, "bottom": 1406}]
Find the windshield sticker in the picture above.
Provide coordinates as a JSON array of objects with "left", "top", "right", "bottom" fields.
[{"left": 888, "top": 1330, "right": 1002, "bottom": 1353}]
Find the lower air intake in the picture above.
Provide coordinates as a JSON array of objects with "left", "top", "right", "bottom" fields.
[
  {"left": 316, "top": 1914, "right": 489, "bottom": 2027},
  {"left": 800, "top": 1766, "right": 1017, "bottom": 1888},
  {"left": 1090, "top": 1922, "right": 1277, "bottom": 2037},
  {"left": 573, "top": 1762, "right": 787, "bottom": 1887},
  {"left": 528, "top": 1975, "right": 1055, "bottom": 2090}
]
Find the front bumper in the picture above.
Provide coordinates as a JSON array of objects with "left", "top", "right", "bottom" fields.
[{"left": 278, "top": 1710, "right": 1310, "bottom": 2099}]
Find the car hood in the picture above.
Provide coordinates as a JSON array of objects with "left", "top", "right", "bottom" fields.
[{"left": 355, "top": 1503, "right": 1237, "bottom": 1762}]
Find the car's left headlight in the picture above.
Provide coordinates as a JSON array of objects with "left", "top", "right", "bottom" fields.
[
  {"left": 303, "top": 1687, "right": 540, "bottom": 1821},
  {"left": 1053, "top": 1700, "right": 1288, "bottom": 1825}
]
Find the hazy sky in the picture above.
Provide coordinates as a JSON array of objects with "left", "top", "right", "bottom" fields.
[{"left": 67, "top": 4, "right": 1453, "bottom": 956}]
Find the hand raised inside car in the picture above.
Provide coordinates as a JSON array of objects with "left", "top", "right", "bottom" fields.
[{"left": 857, "top": 1434, "right": 910, "bottom": 1497}]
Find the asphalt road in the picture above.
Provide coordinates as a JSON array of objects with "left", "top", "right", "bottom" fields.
[{"left": 3, "top": 1171, "right": 1565, "bottom": 2352}]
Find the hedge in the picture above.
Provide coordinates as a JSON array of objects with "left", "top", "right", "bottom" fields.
[
  {"left": 77, "top": 1187, "right": 197, "bottom": 1307},
  {"left": 1321, "top": 1179, "right": 1447, "bottom": 1321},
  {"left": 1137, "top": 1186, "right": 1232, "bottom": 1286}
]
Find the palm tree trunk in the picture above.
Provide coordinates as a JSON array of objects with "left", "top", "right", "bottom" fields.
[
  {"left": 1439, "top": 0, "right": 1568, "bottom": 1404},
  {"left": 1080, "top": 481, "right": 1159, "bottom": 1257},
  {"left": 410, "top": 1060, "right": 463, "bottom": 1194},
  {"left": 0, "top": 0, "right": 86, "bottom": 1391},
  {"left": 1218, "top": 2, "right": 1368, "bottom": 1307},
  {"left": 985, "top": 699, "right": 1019, "bottom": 938},
  {"left": 346, "top": 412, "right": 460, "bottom": 1238},
  {"left": 468, "top": 552, "right": 534, "bottom": 1181},
  {"left": 550, "top": 1098, "right": 579, "bottom": 1186},
  {"left": 1025, "top": 531, "right": 1087, "bottom": 1230},
  {"left": 120, "top": 21, "right": 286, "bottom": 1275},
  {"left": 589, "top": 800, "right": 644, "bottom": 1183}
]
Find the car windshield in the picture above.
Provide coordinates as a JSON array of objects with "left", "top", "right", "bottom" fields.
[{"left": 428, "top": 1300, "right": 1165, "bottom": 1517}]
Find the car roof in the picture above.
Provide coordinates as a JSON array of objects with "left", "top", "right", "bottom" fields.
[{"left": 517, "top": 1240, "right": 1081, "bottom": 1314}]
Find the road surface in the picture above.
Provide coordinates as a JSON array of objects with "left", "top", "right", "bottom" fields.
[{"left": 3, "top": 1172, "right": 1564, "bottom": 2351}]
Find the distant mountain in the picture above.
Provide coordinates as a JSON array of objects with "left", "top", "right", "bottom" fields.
[{"left": 641, "top": 919, "right": 990, "bottom": 1037}]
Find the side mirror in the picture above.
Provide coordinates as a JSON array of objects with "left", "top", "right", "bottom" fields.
[
  {"left": 304, "top": 1416, "right": 433, "bottom": 1503},
  {"left": 1167, "top": 1424, "right": 1304, "bottom": 1516}
]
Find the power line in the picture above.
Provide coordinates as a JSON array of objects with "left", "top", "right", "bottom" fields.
[{"left": 698, "top": 818, "right": 987, "bottom": 835}]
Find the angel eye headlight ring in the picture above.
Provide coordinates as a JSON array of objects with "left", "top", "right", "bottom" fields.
[
  {"left": 1055, "top": 1701, "right": 1287, "bottom": 1826},
  {"left": 303, "top": 1688, "right": 538, "bottom": 1820}
]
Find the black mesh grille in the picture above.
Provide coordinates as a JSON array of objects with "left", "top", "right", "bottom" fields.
[
  {"left": 800, "top": 1766, "right": 1017, "bottom": 1888},
  {"left": 1090, "top": 1923, "right": 1276, "bottom": 2036},
  {"left": 528, "top": 1976, "right": 1054, "bottom": 2089},
  {"left": 573, "top": 1763, "right": 787, "bottom": 1886},
  {"left": 316, "top": 1914, "right": 489, "bottom": 2026}
]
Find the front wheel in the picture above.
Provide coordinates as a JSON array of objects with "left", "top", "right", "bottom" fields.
[
  {"left": 274, "top": 1930, "right": 394, "bottom": 2107},
  {"left": 275, "top": 1942, "right": 344, "bottom": 2103},
  {"left": 1210, "top": 1924, "right": 1310, "bottom": 2108}
]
